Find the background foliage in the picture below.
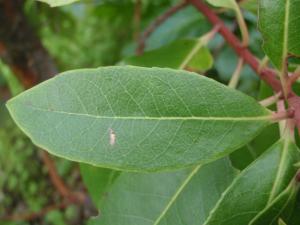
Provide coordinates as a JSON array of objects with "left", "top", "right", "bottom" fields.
[{"left": 1, "top": 0, "right": 300, "bottom": 224}]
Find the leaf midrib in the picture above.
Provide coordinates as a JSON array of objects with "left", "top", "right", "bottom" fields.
[
  {"left": 17, "top": 104, "right": 272, "bottom": 121},
  {"left": 153, "top": 165, "right": 202, "bottom": 225},
  {"left": 267, "top": 139, "right": 290, "bottom": 204}
]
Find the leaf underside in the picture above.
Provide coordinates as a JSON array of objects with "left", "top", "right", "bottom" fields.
[
  {"left": 7, "top": 66, "right": 271, "bottom": 171},
  {"left": 204, "top": 139, "right": 300, "bottom": 225},
  {"left": 88, "top": 158, "right": 237, "bottom": 225}
]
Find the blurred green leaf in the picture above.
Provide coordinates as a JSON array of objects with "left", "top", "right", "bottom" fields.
[
  {"left": 37, "top": 0, "right": 79, "bottom": 7},
  {"left": 0, "top": 60, "right": 24, "bottom": 96},
  {"left": 80, "top": 163, "right": 120, "bottom": 206},
  {"left": 144, "top": 6, "right": 210, "bottom": 51},
  {"left": 215, "top": 47, "right": 259, "bottom": 96},
  {"left": 240, "top": 0, "right": 257, "bottom": 14},
  {"left": 124, "top": 39, "right": 213, "bottom": 71}
]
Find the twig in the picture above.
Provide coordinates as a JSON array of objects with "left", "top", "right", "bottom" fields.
[
  {"left": 133, "top": 0, "right": 142, "bottom": 41},
  {"left": 136, "top": 1, "right": 188, "bottom": 55},
  {"left": 271, "top": 108, "right": 294, "bottom": 123},
  {"left": 187, "top": 0, "right": 282, "bottom": 93},
  {"left": 233, "top": 2, "right": 249, "bottom": 46},
  {"left": 287, "top": 68, "right": 300, "bottom": 93},
  {"left": 228, "top": 58, "right": 244, "bottom": 88},
  {"left": 259, "top": 92, "right": 282, "bottom": 107},
  {"left": 40, "top": 151, "right": 73, "bottom": 199},
  {"left": 258, "top": 56, "right": 269, "bottom": 73},
  {"left": 276, "top": 100, "right": 287, "bottom": 136}
]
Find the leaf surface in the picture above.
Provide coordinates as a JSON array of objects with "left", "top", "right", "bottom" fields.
[
  {"left": 37, "top": 0, "right": 79, "bottom": 7},
  {"left": 7, "top": 66, "right": 271, "bottom": 171},
  {"left": 250, "top": 175, "right": 300, "bottom": 225},
  {"left": 125, "top": 40, "right": 213, "bottom": 71},
  {"left": 259, "top": 0, "right": 300, "bottom": 69},
  {"left": 80, "top": 164, "right": 120, "bottom": 206},
  {"left": 144, "top": 6, "right": 210, "bottom": 51},
  {"left": 88, "top": 158, "right": 237, "bottom": 225},
  {"left": 206, "top": 0, "right": 237, "bottom": 9},
  {"left": 204, "top": 139, "right": 300, "bottom": 225}
]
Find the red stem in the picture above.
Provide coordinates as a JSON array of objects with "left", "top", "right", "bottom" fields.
[
  {"left": 188, "top": 0, "right": 300, "bottom": 131},
  {"left": 136, "top": 1, "right": 188, "bottom": 55},
  {"left": 188, "top": 0, "right": 282, "bottom": 93}
]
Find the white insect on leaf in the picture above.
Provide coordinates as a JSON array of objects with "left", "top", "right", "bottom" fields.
[{"left": 109, "top": 128, "right": 116, "bottom": 146}]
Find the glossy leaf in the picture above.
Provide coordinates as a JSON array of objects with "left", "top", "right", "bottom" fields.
[
  {"left": 204, "top": 139, "right": 300, "bottom": 225},
  {"left": 88, "top": 158, "right": 237, "bottom": 225},
  {"left": 259, "top": 0, "right": 300, "bottom": 69},
  {"left": 125, "top": 40, "right": 213, "bottom": 71},
  {"left": 37, "top": 0, "right": 79, "bottom": 7},
  {"left": 7, "top": 66, "right": 271, "bottom": 171}
]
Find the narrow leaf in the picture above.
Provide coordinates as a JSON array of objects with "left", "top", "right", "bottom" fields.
[
  {"left": 204, "top": 139, "right": 300, "bottom": 225},
  {"left": 259, "top": 0, "right": 300, "bottom": 69},
  {"left": 125, "top": 39, "right": 213, "bottom": 71},
  {"left": 88, "top": 158, "right": 237, "bottom": 225},
  {"left": 7, "top": 66, "right": 271, "bottom": 171},
  {"left": 278, "top": 219, "right": 288, "bottom": 225}
]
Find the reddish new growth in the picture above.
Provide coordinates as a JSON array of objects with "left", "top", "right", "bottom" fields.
[
  {"left": 137, "top": 1, "right": 300, "bottom": 129},
  {"left": 185, "top": 0, "right": 300, "bottom": 131},
  {"left": 296, "top": 171, "right": 300, "bottom": 182}
]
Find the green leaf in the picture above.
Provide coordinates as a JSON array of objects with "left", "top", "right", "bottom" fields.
[
  {"left": 88, "top": 158, "right": 237, "bottom": 225},
  {"left": 80, "top": 164, "right": 120, "bottom": 206},
  {"left": 259, "top": 0, "right": 300, "bottom": 69},
  {"left": 284, "top": 190, "right": 300, "bottom": 225},
  {"left": 204, "top": 139, "right": 300, "bottom": 225},
  {"left": 229, "top": 122, "right": 279, "bottom": 170},
  {"left": 0, "top": 60, "right": 24, "bottom": 96},
  {"left": 36, "top": 0, "right": 79, "bottom": 7},
  {"left": 7, "top": 66, "right": 272, "bottom": 171},
  {"left": 206, "top": 0, "right": 249, "bottom": 45},
  {"left": 278, "top": 219, "right": 288, "bottom": 225},
  {"left": 250, "top": 175, "right": 300, "bottom": 225},
  {"left": 143, "top": 6, "right": 210, "bottom": 51},
  {"left": 206, "top": 0, "right": 237, "bottom": 9},
  {"left": 124, "top": 40, "right": 213, "bottom": 71},
  {"left": 230, "top": 81, "right": 280, "bottom": 170},
  {"left": 240, "top": 0, "right": 258, "bottom": 14}
]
